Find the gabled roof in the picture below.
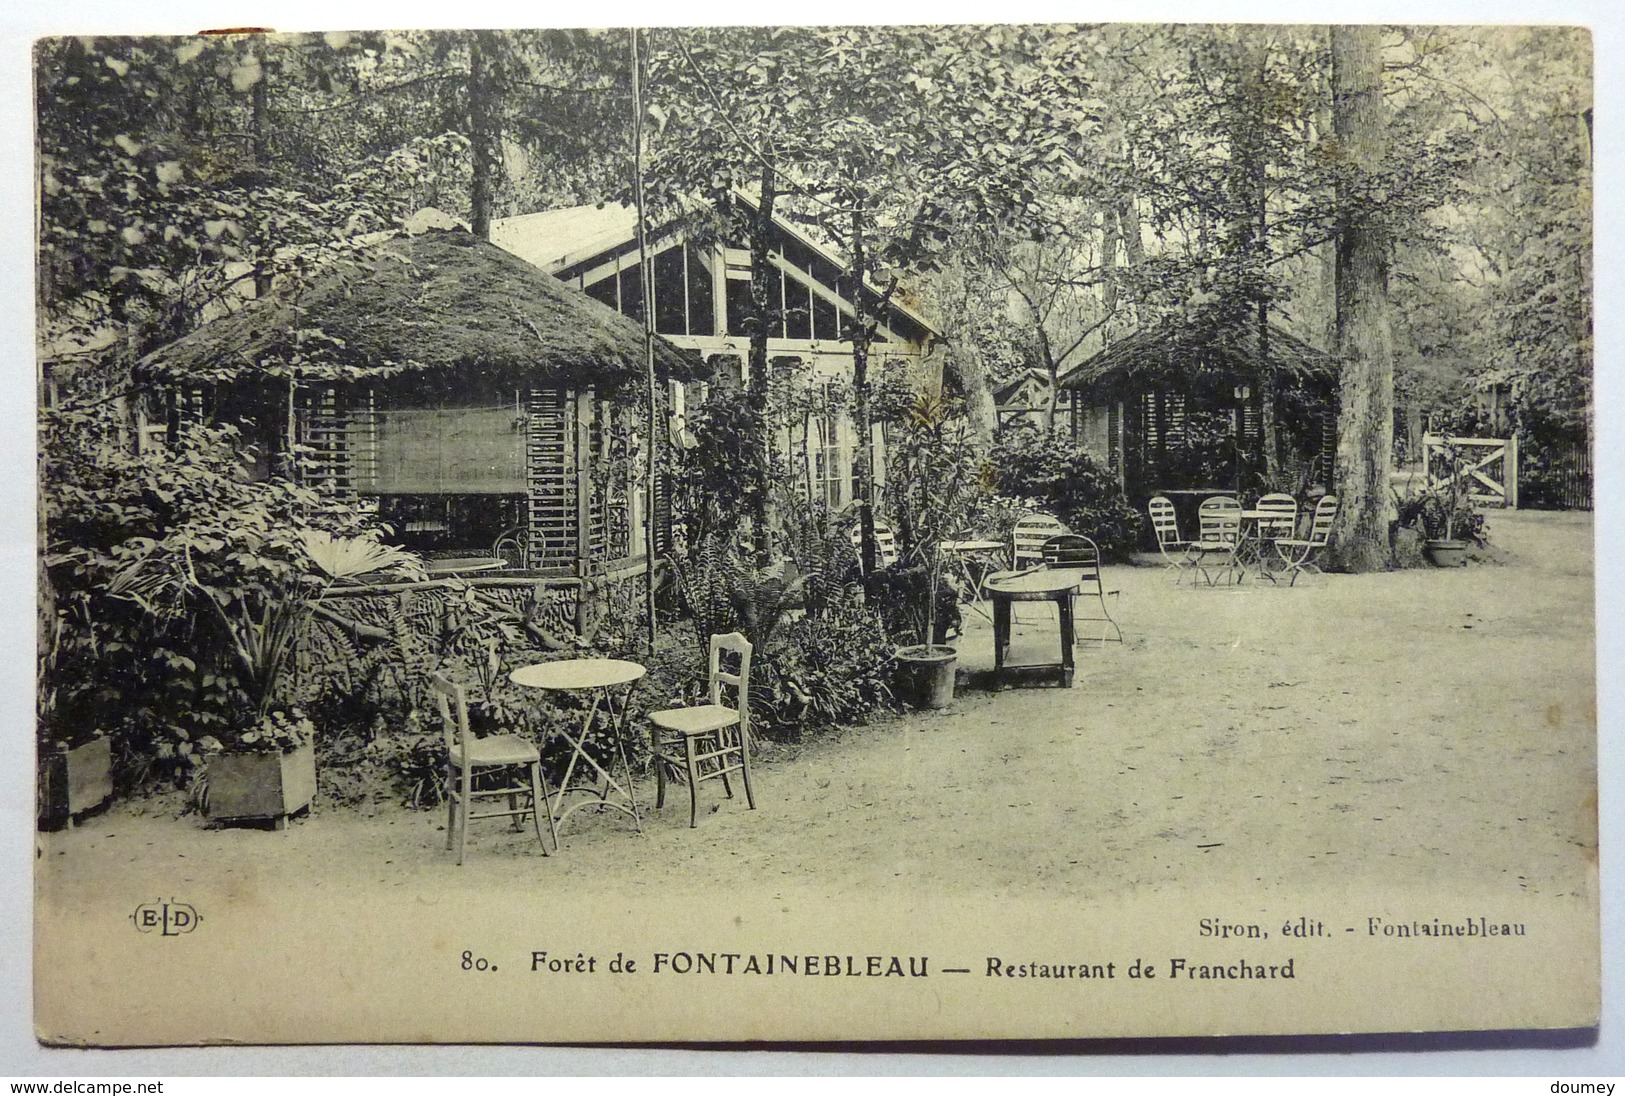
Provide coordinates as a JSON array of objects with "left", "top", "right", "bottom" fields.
[
  {"left": 138, "top": 227, "right": 704, "bottom": 388},
  {"left": 492, "top": 193, "right": 941, "bottom": 345},
  {"left": 991, "top": 368, "right": 1050, "bottom": 402},
  {"left": 491, "top": 203, "right": 641, "bottom": 276}
]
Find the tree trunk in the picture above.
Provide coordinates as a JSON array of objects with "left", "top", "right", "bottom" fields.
[
  {"left": 1326, "top": 25, "right": 1397, "bottom": 572},
  {"left": 468, "top": 31, "right": 499, "bottom": 240},
  {"left": 746, "top": 164, "right": 778, "bottom": 563},
  {"left": 941, "top": 340, "right": 995, "bottom": 454}
]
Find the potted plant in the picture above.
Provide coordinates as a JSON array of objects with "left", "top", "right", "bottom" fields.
[
  {"left": 883, "top": 391, "right": 987, "bottom": 710},
  {"left": 36, "top": 600, "right": 114, "bottom": 829},
  {"left": 202, "top": 708, "right": 318, "bottom": 828},
  {"left": 112, "top": 511, "right": 422, "bottom": 827},
  {"left": 1422, "top": 442, "right": 1473, "bottom": 567}
]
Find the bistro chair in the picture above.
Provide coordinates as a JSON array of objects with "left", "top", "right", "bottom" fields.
[
  {"left": 1147, "top": 496, "right": 1198, "bottom": 583},
  {"left": 1253, "top": 493, "right": 1299, "bottom": 541},
  {"left": 430, "top": 672, "right": 555, "bottom": 866},
  {"left": 1011, "top": 512, "right": 1070, "bottom": 571},
  {"left": 1042, "top": 534, "right": 1123, "bottom": 647},
  {"left": 849, "top": 518, "right": 900, "bottom": 572},
  {"left": 1004, "top": 512, "right": 1071, "bottom": 623},
  {"left": 1190, "top": 496, "right": 1243, "bottom": 586},
  {"left": 1270, "top": 494, "right": 1339, "bottom": 586},
  {"left": 492, "top": 525, "right": 528, "bottom": 570},
  {"left": 649, "top": 632, "right": 756, "bottom": 828}
]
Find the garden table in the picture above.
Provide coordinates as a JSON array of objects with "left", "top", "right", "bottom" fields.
[
  {"left": 509, "top": 658, "right": 646, "bottom": 836},
  {"left": 982, "top": 569, "right": 1080, "bottom": 688},
  {"left": 1231, "top": 510, "right": 1290, "bottom": 584}
]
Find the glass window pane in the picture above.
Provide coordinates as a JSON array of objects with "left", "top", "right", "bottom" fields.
[
  {"left": 687, "top": 247, "right": 715, "bottom": 336},
  {"left": 653, "top": 247, "right": 687, "bottom": 335}
]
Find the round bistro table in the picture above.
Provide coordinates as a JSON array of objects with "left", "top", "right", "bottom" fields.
[
  {"left": 938, "top": 539, "right": 1006, "bottom": 620},
  {"left": 509, "top": 658, "right": 646, "bottom": 836}
]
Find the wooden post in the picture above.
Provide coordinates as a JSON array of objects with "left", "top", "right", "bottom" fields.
[
  {"left": 1506, "top": 434, "right": 1519, "bottom": 510},
  {"left": 575, "top": 388, "right": 593, "bottom": 579}
]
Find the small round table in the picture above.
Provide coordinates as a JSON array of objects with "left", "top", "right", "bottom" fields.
[
  {"left": 982, "top": 569, "right": 1082, "bottom": 688},
  {"left": 938, "top": 539, "right": 1005, "bottom": 619},
  {"left": 509, "top": 658, "right": 646, "bottom": 836}
]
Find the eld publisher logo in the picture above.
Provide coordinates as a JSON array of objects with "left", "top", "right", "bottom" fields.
[{"left": 130, "top": 899, "right": 200, "bottom": 936}]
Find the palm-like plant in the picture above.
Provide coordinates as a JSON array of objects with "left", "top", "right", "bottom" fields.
[{"left": 113, "top": 511, "right": 422, "bottom": 742}]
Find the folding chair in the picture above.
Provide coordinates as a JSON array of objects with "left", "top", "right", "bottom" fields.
[
  {"left": 1247, "top": 493, "right": 1299, "bottom": 580},
  {"left": 1005, "top": 512, "right": 1070, "bottom": 623},
  {"left": 1270, "top": 494, "right": 1339, "bottom": 586},
  {"left": 1148, "top": 496, "right": 1197, "bottom": 583},
  {"left": 1042, "top": 534, "right": 1122, "bottom": 646},
  {"left": 849, "top": 518, "right": 900, "bottom": 572},
  {"left": 1190, "top": 496, "right": 1242, "bottom": 586}
]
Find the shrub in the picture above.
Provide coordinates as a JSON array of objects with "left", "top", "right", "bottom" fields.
[{"left": 988, "top": 426, "right": 1144, "bottom": 559}]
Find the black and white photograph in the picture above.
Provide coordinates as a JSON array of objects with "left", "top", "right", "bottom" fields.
[{"left": 25, "top": 15, "right": 1605, "bottom": 1051}]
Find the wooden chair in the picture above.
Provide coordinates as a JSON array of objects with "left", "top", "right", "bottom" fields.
[
  {"left": 1269, "top": 494, "right": 1339, "bottom": 585},
  {"left": 1191, "top": 496, "right": 1242, "bottom": 586},
  {"left": 1147, "top": 496, "right": 1197, "bottom": 583},
  {"left": 1042, "top": 534, "right": 1122, "bottom": 646},
  {"left": 430, "top": 673, "right": 555, "bottom": 865},
  {"left": 649, "top": 632, "right": 756, "bottom": 828}
]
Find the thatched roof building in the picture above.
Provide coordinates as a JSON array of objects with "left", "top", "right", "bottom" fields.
[
  {"left": 1060, "top": 321, "right": 1336, "bottom": 400},
  {"left": 1056, "top": 320, "right": 1340, "bottom": 505},
  {"left": 139, "top": 225, "right": 706, "bottom": 577},
  {"left": 139, "top": 226, "right": 704, "bottom": 388}
]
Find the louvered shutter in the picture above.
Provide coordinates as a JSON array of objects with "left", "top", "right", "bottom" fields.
[{"left": 526, "top": 388, "right": 577, "bottom": 568}]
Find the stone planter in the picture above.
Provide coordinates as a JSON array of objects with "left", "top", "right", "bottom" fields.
[
  {"left": 38, "top": 737, "right": 114, "bottom": 830},
  {"left": 206, "top": 742, "right": 316, "bottom": 829},
  {"left": 894, "top": 644, "right": 958, "bottom": 710},
  {"left": 1424, "top": 539, "right": 1469, "bottom": 568}
]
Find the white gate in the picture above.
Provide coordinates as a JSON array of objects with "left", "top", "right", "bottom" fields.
[{"left": 1423, "top": 434, "right": 1519, "bottom": 509}]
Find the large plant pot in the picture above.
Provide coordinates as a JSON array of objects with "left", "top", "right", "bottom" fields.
[
  {"left": 38, "top": 737, "right": 114, "bottom": 830},
  {"left": 207, "top": 743, "right": 316, "bottom": 829},
  {"left": 1424, "top": 539, "right": 1469, "bottom": 568},
  {"left": 894, "top": 644, "right": 958, "bottom": 711}
]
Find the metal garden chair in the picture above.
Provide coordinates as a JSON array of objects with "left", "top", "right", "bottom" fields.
[
  {"left": 1190, "top": 495, "right": 1243, "bottom": 586},
  {"left": 1269, "top": 494, "right": 1339, "bottom": 586},
  {"left": 1041, "top": 534, "right": 1123, "bottom": 646},
  {"left": 1148, "top": 495, "right": 1198, "bottom": 583}
]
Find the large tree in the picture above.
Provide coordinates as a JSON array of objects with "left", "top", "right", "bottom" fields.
[{"left": 1326, "top": 25, "right": 1397, "bottom": 572}]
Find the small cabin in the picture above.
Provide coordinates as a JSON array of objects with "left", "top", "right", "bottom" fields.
[
  {"left": 1059, "top": 321, "right": 1339, "bottom": 504},
  {"left": 137, "top": 226, "right": 705, "bottom": 578}
]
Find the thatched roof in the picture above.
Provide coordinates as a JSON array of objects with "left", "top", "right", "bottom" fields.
[
  {"left": 138, "top": 227, "right": 705, "bottom": 389},
  {"left": 1060, "top": 321, "right": 1337, "bottom": 399}
]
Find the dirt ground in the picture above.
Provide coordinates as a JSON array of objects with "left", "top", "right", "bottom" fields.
[{"left": 36, "top": 509, "right": 1597, "bottom": 910}]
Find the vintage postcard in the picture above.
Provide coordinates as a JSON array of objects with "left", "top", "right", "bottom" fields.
[{"left": 31, "top": 22, "right": 1599, "bottom": 1046}]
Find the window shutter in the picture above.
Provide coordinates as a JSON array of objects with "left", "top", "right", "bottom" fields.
[{"left": 526, "top": 388, "right": 577, "bottom": 568}]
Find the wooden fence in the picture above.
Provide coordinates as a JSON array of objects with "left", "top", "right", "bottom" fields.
[{"left": 1423, "top": 434, "right": 1518, "bottom": 509}]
